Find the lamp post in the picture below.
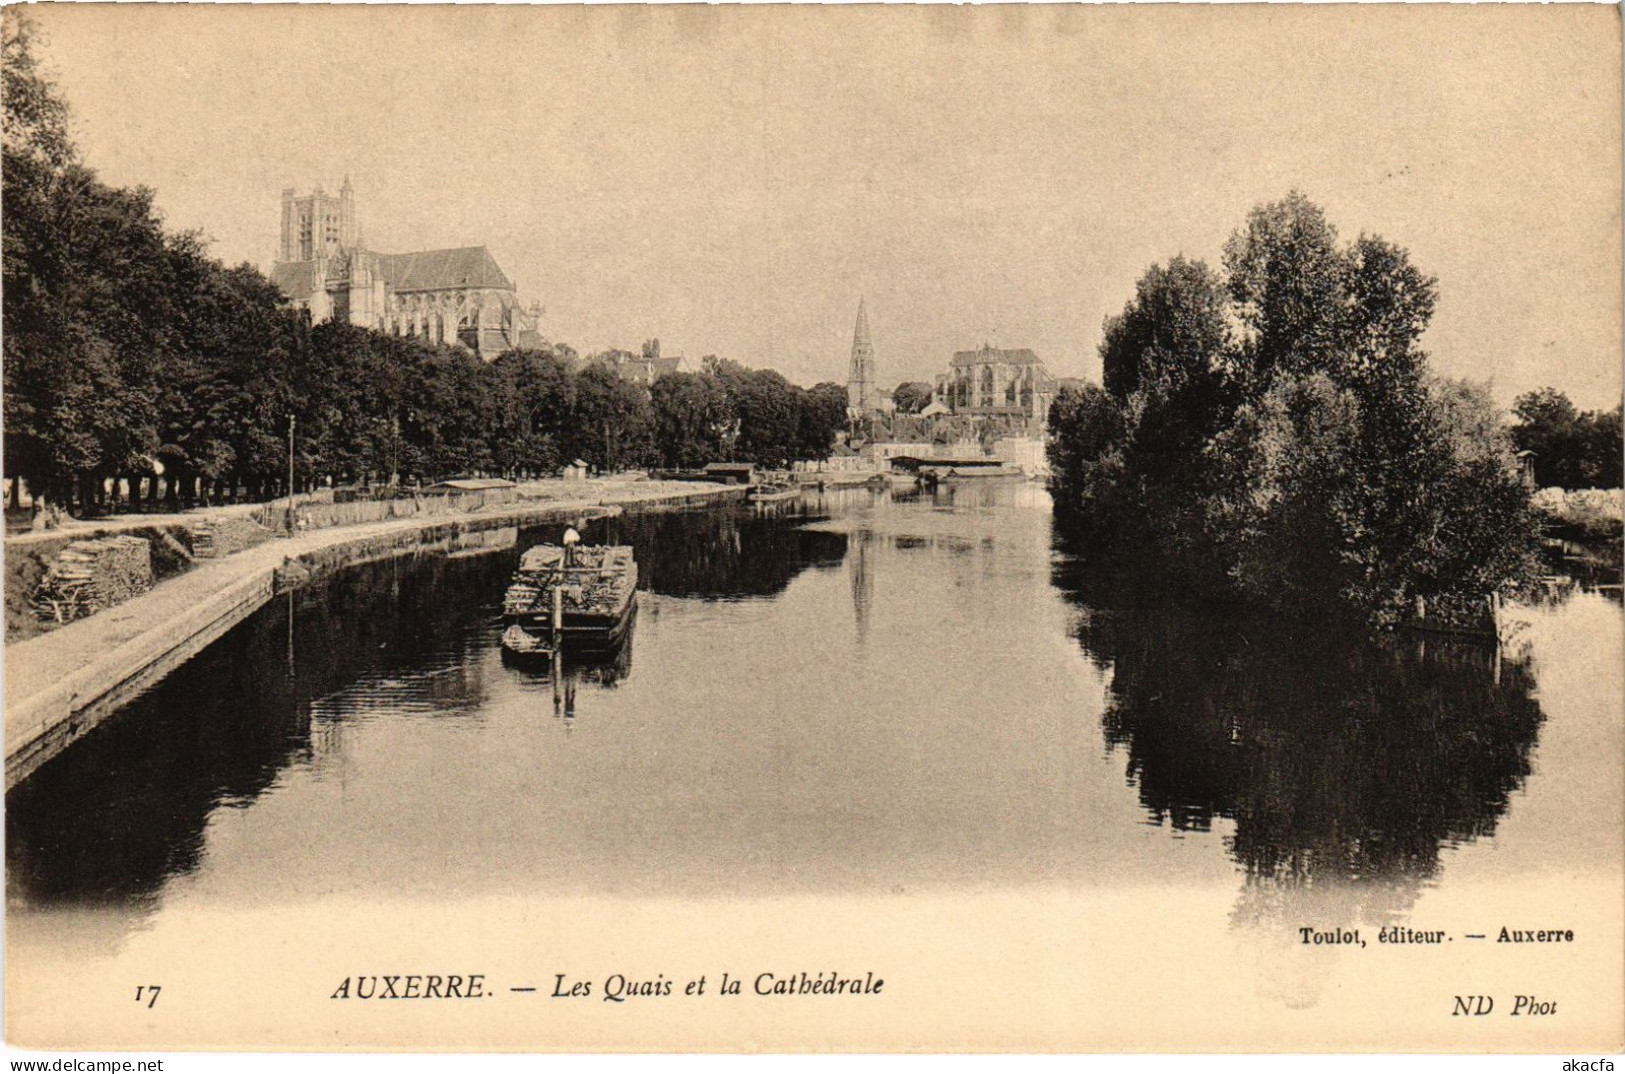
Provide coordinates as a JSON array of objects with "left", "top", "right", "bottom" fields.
[{"left": 287, "top": 413, "right": 296, "bottom": 535}]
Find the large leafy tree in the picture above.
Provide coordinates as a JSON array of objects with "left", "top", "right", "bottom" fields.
[
  {"left": 1, "top": 9, "right": 72, "bottom": 170},
  {"left": 1049, "top": 193, "right": 1536, "bottom": 625},
  {"left": 570, "top": 363, "right": 653, "bottom": 472},
  {"left": 891, "top": 381, "right": 931, "bottom": 414},
  {"left": 2, "top": 38, "right": 177, "bottom": 510},
  {"left": 1222, "top": 192, "right": 1348, "bottom": 388},
  {"left": 796, "top": 382, "right": 849, "bottom": 461},
  {"left": 4, "top": 10, "right": 290, "bottom": 511},
  {"left": 1582, "top": 405, "right": 1624, "bottom": 489},
  {"left": 1511, "top": 387, "right": 1622, "bottom": 490},
  {"left": 651, "top": 371, "right": 731, "bottom": 469},
  {"left": 1100, "top": 256, "right": 1230, "bottom": 400},
  {"left": 490, "top": 347, "right": 576, "bottom": 477},
  {"left": 158, "top": 249, "right": 301, "bottom": 503},
  {"left": 703, "top": 357, "right": 803, "bottom": 468}
]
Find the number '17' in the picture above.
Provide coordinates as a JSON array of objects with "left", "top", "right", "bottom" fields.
[{"left": 134, "top": 985, "right": 160, "bottom": 1008}]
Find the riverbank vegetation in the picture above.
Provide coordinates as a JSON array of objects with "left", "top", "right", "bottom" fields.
[
  {"left": 1, "top": 11, "right": 846, "bottom": 517},
  {"left": 1048, "top": 193, "right": 1541, "bottom": 626},
  {"left": 1530, "top": 488, "right": 1623, "bottom": 542},
  {"left": 1509, "top": 387, "right": 1622, "bottom": 491}
]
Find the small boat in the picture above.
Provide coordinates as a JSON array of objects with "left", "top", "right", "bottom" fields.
[
  {"left": 501, "top": 543, "right": 638, "bottom": 660},
  {"left": 746, "top": 482, "right": 800, "bottom": 503}
]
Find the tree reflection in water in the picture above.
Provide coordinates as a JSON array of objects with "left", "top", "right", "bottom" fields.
[
  {"left": 1051, "top": 542, "right": 1548, "bottom": 881},
  {"left": 6, "top": 503, "right": 849, "bottom": 916},
  {"left": 589, "top": 501, "right": 847, "bottom": 600},
  {"left": 1060, "top": 577, "right": 1548, "bottom": 1004},
  {"left": 6, "top": 550, "right": 511, "bottom": 910}
]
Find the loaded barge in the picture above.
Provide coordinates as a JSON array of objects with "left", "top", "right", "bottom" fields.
[{"left": 500, "top": 542, "right": 639, "bottom": 660}]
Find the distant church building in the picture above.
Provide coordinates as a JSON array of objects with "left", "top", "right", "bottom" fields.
[
  {"left": 933, "top": 344, "right": 1057, "bottom": 426},
  {"left": 597, "top": 339, "right": 687, "bottom": 386},
  {"left": 846, "top": 298, "right": 878, "bottom": 419},
  {"left": 270, "top": 179, "right": 542, "bottom": 360}
]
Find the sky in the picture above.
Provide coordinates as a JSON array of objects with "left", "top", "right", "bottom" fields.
[{"left": 23, "top": 4, "right": 1624, "bottom": 409}]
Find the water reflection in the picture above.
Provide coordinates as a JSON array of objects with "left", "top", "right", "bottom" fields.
[
  {"left": 1061, "top": 597, "right": 1546, "bottom": 919},
  {"left": 6, "top": 482, "right": 1600, "bottom": 1012},
  {"left": 6, "top": 502, "right": 849, "bottom": 912},
  {"left": 851, "top": 528, "right": 875, "bottom": 645},
  {"left": 5, "top": 552, "right": 509, "bottom": 909},
  {"left": 593, "top": 502, "right": 847, "bottom": 600},
  {"left": 503, "top": 623, "right": 637, "bottom": 724}
]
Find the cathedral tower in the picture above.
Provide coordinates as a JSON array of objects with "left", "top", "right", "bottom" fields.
[
  {"left": 846, "top": 298, "right": 877, "bottom": 417},
  {"left": 279, "top": 181, "right": 356, "bottom": 262}
]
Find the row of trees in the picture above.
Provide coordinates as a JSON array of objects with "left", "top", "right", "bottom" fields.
[
  {"left": 1, "top": 11, "right": 847, "bottom": 515},
  {"left": 1047, "top": 192, "right": 1539, "bottom": 626},
  {"left": 1510, "top": 387, "right": 1622, "bottom": 490}
]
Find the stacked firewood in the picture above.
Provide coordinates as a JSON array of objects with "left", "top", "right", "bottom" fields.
[
  {"left": 31, "top": 535, "right": 155, "bottom": 624},
  {"left": 504, "top": 571, "right": 628, "bottom": 616},
  {"left": 190, "top": 517, "right": 272, "bottom": 559}
]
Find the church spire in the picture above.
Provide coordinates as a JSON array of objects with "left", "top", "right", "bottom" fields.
[{"left": 847, "top": 297, "right": 877, "bottom": 417}]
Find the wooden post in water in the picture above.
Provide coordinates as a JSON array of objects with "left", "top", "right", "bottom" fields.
[
  {"left": 286, "top": 588, "right": 295, "bottom": 676},
  {"left": 551, "top": 583, "right": 565, "bottom": 715},
  {"left": 552, "top": 582, "right": 564, "bottom": 648}
]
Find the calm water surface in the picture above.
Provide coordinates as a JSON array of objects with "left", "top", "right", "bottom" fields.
[{"left": 7, "top": 485, "right": 1621, "bottom": 1027}]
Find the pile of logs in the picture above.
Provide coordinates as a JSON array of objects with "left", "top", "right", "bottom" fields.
[
  {"left": 31, "top": 535, "right": 155, "bottom": 624},
  {"left": 190, "top": 517, "right": 272, "bottom": 559}
]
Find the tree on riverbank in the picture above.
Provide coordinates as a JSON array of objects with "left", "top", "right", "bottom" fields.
[
  {"left": 1, "top": 10, "right": 842, "bottom": 516},
  {"left": 1048, "top": 193, "right": 1538, "bottom": 626},
  {"left": 1510, "top": 387, "right": 1623, "bottom": 490}
]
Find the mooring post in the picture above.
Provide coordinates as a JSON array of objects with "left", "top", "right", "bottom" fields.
[
  {"left": 551, "top": 582, "right": 565, "bottom": 714},
  {"left": 552, "top": 582, "right": 564, "bottom": 647},
  {"left": 286, "top": 588, "right": 295, "bottom": 676}
]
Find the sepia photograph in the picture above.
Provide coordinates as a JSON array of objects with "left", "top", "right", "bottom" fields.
[{"left": 2, "top": 1, "right": 1621, "bottom": 1059}]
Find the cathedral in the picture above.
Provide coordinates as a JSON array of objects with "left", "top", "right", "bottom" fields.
[
  {"left": 269, "top": 180, "right": 542, "bottom": 359},
  {"left": 933, "top": 344, "right": 1057, "bottom": 427}
]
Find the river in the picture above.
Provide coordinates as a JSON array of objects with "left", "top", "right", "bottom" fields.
[{"left": 6, "top": 485, "right": 1621, "bottom": 1049}]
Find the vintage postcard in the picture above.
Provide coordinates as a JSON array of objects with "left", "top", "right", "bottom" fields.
[{"left": 3, "top": 2, "right": 1621, "bottom": 1057}]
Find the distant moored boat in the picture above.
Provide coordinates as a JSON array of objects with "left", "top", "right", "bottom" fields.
[{"left": 745, "top": 483, "right": 800, "bottom": 504}]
